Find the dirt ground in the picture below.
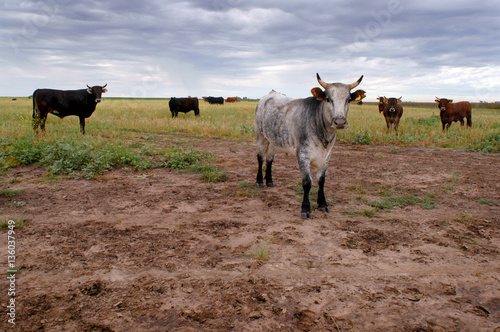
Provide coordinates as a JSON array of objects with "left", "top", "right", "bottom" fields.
[{"left": 1, "top": 134, "right": 499, "bottom": 331}]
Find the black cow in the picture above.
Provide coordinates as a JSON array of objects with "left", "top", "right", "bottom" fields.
[
  {"left": 32, "top": 84, "right": 108, "bottom": 134},
  {"left": 169, "top": 97, "right": 200, "bottom": 117},
  {"left": 203, "top": 96, "right": 224, "bottom": 104}
]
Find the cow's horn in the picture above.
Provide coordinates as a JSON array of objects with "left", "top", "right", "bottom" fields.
[
  {"left": 316, "top": 73, "right": 329, "bottom": 89},
  {"left": 103, "top": 84, "right": 107, "bottom": 88},
  {"left": 87, "top": 85, "right": 91, "bottom": 89},
  {"left": 349, "top": 75, "right": 363, "bottom": 89}
]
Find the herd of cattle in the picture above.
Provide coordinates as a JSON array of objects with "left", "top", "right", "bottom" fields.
[
  {"left": 29, "top": 75, "right": 474, "bottom": 218},
  {"left": 167, "top": 96, "right": 239, "bottom": 117},
  {"left": 31, "top": 83, "right": 473, "bottom": 135},
  {"left": 376, "top": 96, "right": 472, "bottom": 135}
]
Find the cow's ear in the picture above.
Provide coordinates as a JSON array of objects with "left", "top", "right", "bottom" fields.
[
  {"left": 311, "top": 87, "right": 326, "bottom": 100},
  {"left": 448, "top": 99, "right": 453, "bottom": 103},
  {"left": 398, "top": 97, "right": 402, "bottom": 104},
  {"left": 87, "top": 87, "right": 93, "bottom": 94},
  {"left": 435, "top": 98, "right": 440, "bottom": 103},
  {"left": 102, "top": 88, "right": 108, "bottom": 93},
  {"left": 351, "top": 89, "right": 366, "bottom": 102}
]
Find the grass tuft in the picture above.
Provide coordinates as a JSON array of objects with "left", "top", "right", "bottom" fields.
[{"left": 250, "top": 240, "right": 272, "bottom": 260}]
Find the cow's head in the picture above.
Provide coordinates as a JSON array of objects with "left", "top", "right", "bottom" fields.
[
  {"left": 435, "top": 97, "right": 452, "bottom": 112},
  {"left": 87, "top": 84, "right": 108, "bottom": 103},
  {"left": 311, "top": 74, "right": 364, "bottom": 129},
  {"left": 383, "top": 97, "right": 402, "bottom": 113}
]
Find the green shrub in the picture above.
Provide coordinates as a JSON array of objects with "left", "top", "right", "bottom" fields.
[
  {"left": 468, "top": 131, "right": 500, "bottom": 154},
  {"left": 350, "top": 130, "right": 371, "bottom": 145},
  {"left": 193, "top": 164, "right": 229, "bottom": 183},
  {"left": 1, "top": 137, "right": 152, "bottom": 179},
  {"left": 160, "top": 148, "right": 204, "bottom": 169}
]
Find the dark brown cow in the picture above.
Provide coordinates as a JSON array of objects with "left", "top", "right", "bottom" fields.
[
  {"left": 225, "top": 97, "right": 238, "bottom": 102},
  {"left": 382, "top": 97, "right": 403, "bottom": 135},
  {"left": 33, "top": 84, "right": 108, "bottom": 134},
  {"left": 377, "top": 96, "right": 385, "bottom": 113},
  {"left": 435, "top": 97, "right": 472, "bottom": 131}
]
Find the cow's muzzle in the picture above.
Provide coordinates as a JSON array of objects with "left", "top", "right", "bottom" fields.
[
  {"left": 95, "top": 98, "right": 102, "bottom": 103},
  {"left": 333, "top": 118, "right": 347, "bottom": 129},
  {"left": 389, "top": 107, "right": 396, "bottom": 113}
]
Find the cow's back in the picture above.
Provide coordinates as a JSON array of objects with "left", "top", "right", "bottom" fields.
[
  {"left": 455, "top": 101, "right": 472, "bottom": 116},
  {"left": 255, "top": 92, "right": 303, "bottom": 152}
]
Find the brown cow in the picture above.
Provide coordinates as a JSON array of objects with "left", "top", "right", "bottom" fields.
[
  {"left": 435, "top": 98, "right": 472, "bottom": 131},
  {"left": 377, "top": 96, "right": 385, "bottom": 113},
  {"left": 382, "top": 97, "right": 403, "bottom": 135},
  {"left": 225, "top": 97, "right": 238, "bottom": 102}
]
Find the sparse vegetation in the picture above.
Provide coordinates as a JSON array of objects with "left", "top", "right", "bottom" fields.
[
  {"left": 0, "top": 189, "right": 23, "bottom": 197},
  {"left": 250, "top": 240, "right": 272, "bottom": 260},
  {"left": 364, "top": 193, "right": 436, "bottom": 211},
  {"left": 477, "top": 198, "right": 498, "bottom": 205},
  {"left": 0, "top": 217, "right": 27, "bottom": 229}
]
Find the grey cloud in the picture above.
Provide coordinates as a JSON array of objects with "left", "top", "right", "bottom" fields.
[{"left": 1, "top": 0, "right": 499, "bottom": 100}]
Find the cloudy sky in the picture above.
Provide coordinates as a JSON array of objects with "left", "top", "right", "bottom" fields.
[{"left": 1, "top": 0, "right": 500, "bottom": 101}]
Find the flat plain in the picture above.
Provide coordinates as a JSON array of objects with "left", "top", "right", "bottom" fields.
[{"left": 0, "top": 97, "right": 499, "bottom": 331}]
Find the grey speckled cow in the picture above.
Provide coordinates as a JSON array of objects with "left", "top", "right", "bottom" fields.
[{"left": 255, "top": 73, "right": 365, "bottom": 219}]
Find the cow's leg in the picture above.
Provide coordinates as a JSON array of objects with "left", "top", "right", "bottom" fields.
[
  {"left": 256, "top": 154, "right": 265, "bottom": 188},
  {"left": 32, "top": 115, "right": 40, "bottom": 132},
  {"left": 467, "top": 116, "right": 472, "bottom": 127},
  {"left": 297, "top": 148, "right": 312, "bottom": 219},
  {"left": 317, "top": 171, "right": 329, "bottom": 213},
  {"left": 394, "top": 118, "right": 400, "bottom": 136},
  {"left": 459, "top": 118, "right": 465, "bottom": 126},
  {"left": 79, "top": 117, "right": 86, "bottom": 134},
  {"left": 265, "top": 145, "right": 276, "bottom": 187},
  {"left": 40, "top": 116, "right": 47, "bottom": 132},
  {"left": 256, "top": 139, "right": 269, "bottom": 188}
]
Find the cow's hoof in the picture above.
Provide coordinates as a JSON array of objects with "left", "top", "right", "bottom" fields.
[
  {"left": 256, "top": 183, "right": 264, "bottom": 188},
  {"left": 318, "top": 206, "right": 330, "bottom": 213},
  {"left": 267, "top": 182, "right": 274, "bottom": 187},
  {"left": 301, "top": 212, "right": 312, "bottom": 219}
]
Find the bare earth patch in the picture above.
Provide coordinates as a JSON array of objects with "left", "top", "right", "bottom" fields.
[{"left": 1, "top": 134, "right": 499, "bottom": 331}]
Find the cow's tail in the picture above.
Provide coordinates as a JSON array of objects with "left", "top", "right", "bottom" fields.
[
  {"left": 32, "top": 89, "right": 37, "bottom": 118},
  {"left": 32, "top": 89, "right": 40, "bottom": 132},
  {"left": 467, "top": 103, "right": 472, "bottom": 127}
]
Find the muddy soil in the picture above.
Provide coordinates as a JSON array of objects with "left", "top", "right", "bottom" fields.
[{"left": 1, "top": 134, "right": 499, "bottom": 331}]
